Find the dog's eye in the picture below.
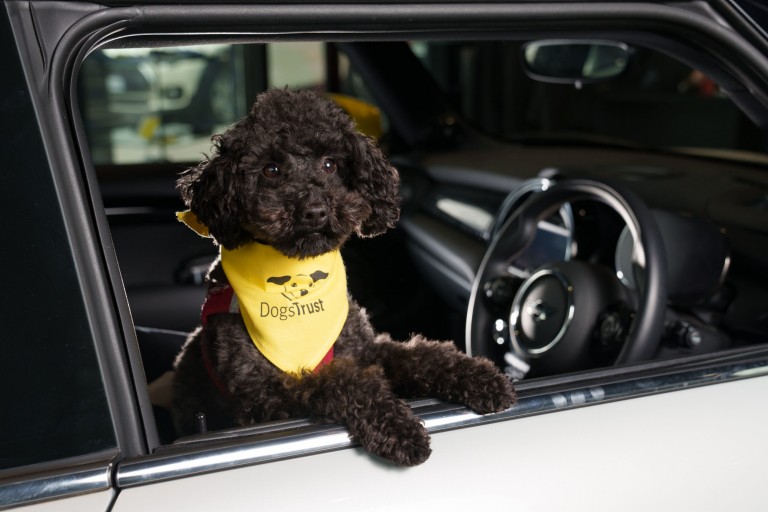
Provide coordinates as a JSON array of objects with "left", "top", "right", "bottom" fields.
[
  {"left": 262, "top": 162, "right": 280, "bottom": 178},
  {"left": 321, "top": 158, "right": 337, "bottom": 175}
]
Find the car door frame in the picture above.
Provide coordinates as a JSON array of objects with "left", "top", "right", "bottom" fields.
[{"left": 3, "top": 1, "right": 768, "bottom": 509}]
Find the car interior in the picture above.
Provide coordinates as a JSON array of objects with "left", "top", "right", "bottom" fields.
[{"left": 79, "top": 36, "right": 768, "bottom": 446}]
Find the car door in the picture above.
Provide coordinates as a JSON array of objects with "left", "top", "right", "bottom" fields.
[
  {"left": 3, "top": 1, "right": 768, "bottom": 511},
  {"left": 112, "top": 371, "right": 768, "bottom": 511}
]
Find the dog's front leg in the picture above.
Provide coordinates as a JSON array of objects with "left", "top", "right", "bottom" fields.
[
  {"left": 289, "top": 357, "right": 432, "bottom": 467},
  {"left": 204, "top": 316, "right": 431, "bottom": 465},
  {"left": 364, "top": 334, "right": 517, "bottom": 414}
]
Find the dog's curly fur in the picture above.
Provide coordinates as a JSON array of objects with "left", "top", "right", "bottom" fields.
[{"left": 172, "top": 88, "right": 516, "bottom": 466}]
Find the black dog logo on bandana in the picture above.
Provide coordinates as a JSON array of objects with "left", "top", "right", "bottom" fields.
[{"left": 267, "top": 270, "right": 330, "bottom": 300}]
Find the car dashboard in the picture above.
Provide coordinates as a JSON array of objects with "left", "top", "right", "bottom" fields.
[{"left": 397, "top": 141, "right": 766, "bottom": 379}]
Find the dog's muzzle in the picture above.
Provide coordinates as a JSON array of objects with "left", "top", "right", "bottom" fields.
[{"left": 302, "top": 203, "right": 328, "bottom": 228}]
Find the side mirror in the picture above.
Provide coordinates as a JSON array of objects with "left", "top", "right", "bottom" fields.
[{"left": 522, "top": 40, "right": 631, "bottom": 87}]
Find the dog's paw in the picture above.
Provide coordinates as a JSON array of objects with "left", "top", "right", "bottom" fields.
[
  {"left": 373, "top": 414, "right": 432, "bottom": 467},
  {"left": 354, "top": 403, "right": 432, "bottom": 467},
  {"left": 455, "top": 357, "right": 517, "bottom": 414}
]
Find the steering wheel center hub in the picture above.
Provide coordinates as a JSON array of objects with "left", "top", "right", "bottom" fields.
[{"left": 511, "top": 269, "right": 573, "bottom": 355}]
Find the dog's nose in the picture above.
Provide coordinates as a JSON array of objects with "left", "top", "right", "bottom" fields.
[{"left": 303, "top": 204, "right": 328, "bottom": 227}]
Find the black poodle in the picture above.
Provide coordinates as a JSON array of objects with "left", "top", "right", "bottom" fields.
[{"left": 172, "top": 88, "right": 515, "bottom": 466}]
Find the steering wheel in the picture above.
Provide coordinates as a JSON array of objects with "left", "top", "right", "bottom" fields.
[{"left": 466, "top": 179, "right": 667, "bottom": 378}]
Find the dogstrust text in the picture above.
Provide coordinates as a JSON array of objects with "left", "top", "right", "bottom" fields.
[{"left": 260, "top": 298, "right": 327, "bottom": 321}]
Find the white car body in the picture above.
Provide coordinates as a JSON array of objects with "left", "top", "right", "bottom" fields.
[
  {"left": 17, "top": 367, "right": 760, "bottom": 511},
  {"left": 112, "top": 373, "right": 768, "bottom": 512}
]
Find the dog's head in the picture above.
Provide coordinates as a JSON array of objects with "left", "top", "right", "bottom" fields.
[{"left": 177, "top": 89, "right": 400, "bottom": 258}]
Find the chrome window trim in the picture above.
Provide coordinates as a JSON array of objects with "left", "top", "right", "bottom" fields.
[
  {"left": 117, "top": 357, "right": 768, "bottom": 488},
  {"left": 0, "top": 459, "right": 113, "bottom": 510}
]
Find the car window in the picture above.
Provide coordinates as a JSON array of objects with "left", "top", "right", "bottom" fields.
[
  {"left": 83, "top": 39, "right": 762, "bottom": 164},
  {"left": 413, "top": 40, "right": 764, "bottom": 154},
  {"left": 80, "top": 42, "right": 386, "bottom": 167},
  {"left": 80, "top": 44, "right": 251, "bottom": 165},
  {"left": 0, "top": 9, "right": 116, "bottom": 471},
  {"left": 267, "top": 42, "right": 325, "bottom": 88},
  {"left": 76, "top": 35, "right": 768, "bottom": 457}
]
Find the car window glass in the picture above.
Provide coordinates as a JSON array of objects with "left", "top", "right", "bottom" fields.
[
  {"left": 413, "top": 41, "right": 764, "bottom": 154},
  {"left": 77, "top": 36, "right": 767, "bottom": 453},
  {"left": 267, "top": 42, "right": 325, "bottom": 88},
  {"left": 81, "top": 39, "right": 765, "bottom": 165},
  {"left": 80, "top": 42, "right": 388, "bottom": 167},
  {"left": 0, "top": 9, "right": 116, "bottom": 471},
  {"left": 80, "top": 44, "right": 250, "bottom": 166}
]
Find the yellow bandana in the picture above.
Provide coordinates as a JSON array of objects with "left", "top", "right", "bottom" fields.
[{"left": 177, "top": 211, "right": 349, "bottom": 374}]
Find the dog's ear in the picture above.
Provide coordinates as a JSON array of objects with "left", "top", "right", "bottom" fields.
[
  {"left": 345, "top": 132, "right": 401, "bottom": 237},
  {"left": 177, "top": 138, "right": 246, "bottom": 248}
]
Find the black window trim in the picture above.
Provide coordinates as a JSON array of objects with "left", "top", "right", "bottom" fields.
[
  {"left": 5, "top": 0, "right": 152, "bottom": 469},
  {"left": 1, "top": 3, "right": 122, "bottom": 508}
]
